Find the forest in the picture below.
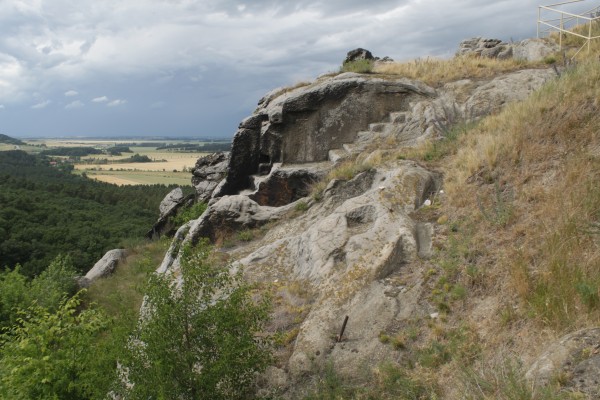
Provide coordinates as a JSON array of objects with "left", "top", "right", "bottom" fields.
[{"left": 0, "top": 150, "right": 177, "bottom": 276}]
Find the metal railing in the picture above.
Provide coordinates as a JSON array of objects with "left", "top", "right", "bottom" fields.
[{"left": 537, "top": 0, "right": 600, "bottom": 57}]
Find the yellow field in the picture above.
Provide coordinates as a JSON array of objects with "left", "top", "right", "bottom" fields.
[
  {"left": 18, "top": 138, "right": 222, "bottom": 186},
  {"left": 80, "top": 170, "right": 193, "bottom": 186}
]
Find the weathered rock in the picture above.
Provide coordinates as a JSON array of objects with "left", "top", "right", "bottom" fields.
[
  {"left": 512, "top": 38, "right": 559, "bottom": 62},
  {"left": 146, "top": 187, "right": 193, "bottom": 239},
  {"left": 526, "top": 328, "right": 600, "bottom": 397},
  {"left": 159, "top": 188, "right": 184, "bottom": 218},
  {"left": 465, "top": 68, "right": 555, "bottom": 118},
  {"left": 79, "top": 249, "right": 128, "bottom": 287},
  {"left": 249, "top": 167, "right": 323, "bottom": 207},
  {"left": 344, "top": 48, "right": 374, "bottom": 64},
  {"left": 218, "top": 74, "right": 435, "bottom": 195},
  {"left": 457, "top": 37, "right": 558, "bottom": 62},
  {"left": 186, "top": 195, "right": 297, "bottom": 244},
  {"left": 235, "top": 162, "right": 440, "bottom": 379},
  {"left": 191, "top": 152, "right": 230, "bottom": 201},
  {"left": 457, "top": 37, "right": 505, "bottom": 57}
]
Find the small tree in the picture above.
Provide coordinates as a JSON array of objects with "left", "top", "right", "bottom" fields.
[
  {"left": 122, "top": 241, "right": 271, "bottom": 400},
  {"left": 0, "top": 292, "right": 118, "bottom": 400}
]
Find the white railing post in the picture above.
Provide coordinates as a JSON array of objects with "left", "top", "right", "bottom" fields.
[
  {"left": 538, "top": 6, "right": 541, "bottom": 38},
  {"left": 560, "top": 12, "right": 564, "bottom": 49},
  {"left": 588, "top": 18, "right": 592, "bottom": 53}
]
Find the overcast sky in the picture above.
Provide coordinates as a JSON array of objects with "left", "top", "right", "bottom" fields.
[{"left": 0, "top": 0, "right": 566, "bottom": 138}]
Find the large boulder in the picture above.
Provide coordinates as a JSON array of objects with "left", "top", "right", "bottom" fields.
[
  {"left": 465, "top": 68, "right": 555, "bottom": 118},
  {"left": 457, "top": 37, "right": 558, "bottom": 62},
  {"left": 146, "top": 187, "right": 192, "bottom": 239},
  {"left": 79, "top": 249, "right": 128, "bottom": 287},
  {"left": 249, "top": 167, "right": 323, "bottom": 207},
  {"left": 159, "top": 187, "right": 184, "bottom": 218},
  {"left": 217, "top": 74, "right": 435, "bottom": 195},
  {"left": 512, "top": 38, "right": 559, "bottom": 62},
  {"left": 344, "top": 48, "right": 374, "bottom": 64},
  {"left": 191, "top": 152, "right": 230, "bottom": 201}
]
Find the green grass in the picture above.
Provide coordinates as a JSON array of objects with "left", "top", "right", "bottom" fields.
[
  {"left": 84, "top": 239, "right": 170, "bottom": 317},
  {"left": 341, "top": 59, "right": 374, "bottom": 74},
  {"left": 303, "top": 362, "right": 437, "bottom": 400}
]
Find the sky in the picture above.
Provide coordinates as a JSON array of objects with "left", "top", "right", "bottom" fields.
[{"left": 0, "top": 0, "right": 567, "bottom": 138}]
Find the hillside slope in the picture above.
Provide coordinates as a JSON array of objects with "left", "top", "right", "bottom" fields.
[{"left": 147, "top": 37, "right": 600, "bottom": 398}]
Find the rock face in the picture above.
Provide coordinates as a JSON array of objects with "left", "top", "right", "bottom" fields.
[
  {"left": 79, "top": 249, "right": 127, "bottom": 287},
  {"left": 249, "top": 167, "right": 322, "bottom": 207},
  {"left": 146, "top": 187, "right": 191, "bottom": 239},
  {"left": 159, "top": 187, "right": 184, "bottom": 218},
  {"left": 218, "top": 74, "right": 436, "bottom": 195},
  {"left": 344, "top": 48, "right": 374, "bottom": 64},
  {"left": 191, "top": 152, "right": 230, "bottom": 201},
  {"left": 457, "top": 37, "right": 558, "bottom": 61},
  {"left": 526, "top": 328, "right": 600, "bottom": 397},
  {"left": 152, "top": 40, "right": 560, "bottom": 396}
]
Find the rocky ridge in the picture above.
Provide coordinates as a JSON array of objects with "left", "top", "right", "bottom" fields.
[{"left": 153, "top": 42, "right": 570, "bottom": 396}]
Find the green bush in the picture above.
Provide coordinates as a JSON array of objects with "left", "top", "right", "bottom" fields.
[
  {"left": 172, "top": 201, "right": 208, "bottom": 226},
  {"left": 341, "top": 59, "right": 374, "bottom": 73},
  {"left": 121, "top": 241, "right": 272, "bottom": 399}
]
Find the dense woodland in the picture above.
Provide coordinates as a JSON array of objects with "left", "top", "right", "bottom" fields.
[{"left": 0, "top": 150, "right": 177, "bottom": 276}]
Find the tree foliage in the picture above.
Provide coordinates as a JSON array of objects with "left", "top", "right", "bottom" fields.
[
  {"left": 0, "top": 150, "right": 177, "bottom": 275},
  {"left": 0, "top": 292, "right": 119, "bottom": 400},
  {"left": 0, "top": 255, "right": 78, "bottom": 329},
  {"left": 122, "top": 241, "right": 272, "bottom": 400}
]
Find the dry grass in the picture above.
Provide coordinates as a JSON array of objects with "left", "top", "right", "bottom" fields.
[
  {"left": 372, "top": 46, "right": 600, "bottom": 397},
  {"left": 439, "top": 57, "right": 600, "bottom": 331},
  {"left": 374, "top": 56, "right": 539, "bottom": 86}
]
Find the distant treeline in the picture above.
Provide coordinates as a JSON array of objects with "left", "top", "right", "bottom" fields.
[
  {"left": 0, "top": 134, "right": 25, "bottom": 146},
  {"left": 40, "top": 147, "right": 104, "bottom": 157},
  {"left": 0, "top": 150, "right": 178, "bottom": 276},
  {"left": 157, "top": 142, "right": 231, "bottom": 152},
  {"left": 107, "top": 146, "right": 133, "bottom": 155}
]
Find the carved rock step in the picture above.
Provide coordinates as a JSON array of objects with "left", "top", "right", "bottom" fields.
[
  {"left": 368, "top": 122, "right": 390, "bottom": 133},
  {"left": 389, "top": 111, "right": 409, "bottom": 124},
  {"left": 328, "top": 148, "right": 350, "bottom": 163},
  {"left": 343, "top": 142, "right": 367, "bottom": 154}
]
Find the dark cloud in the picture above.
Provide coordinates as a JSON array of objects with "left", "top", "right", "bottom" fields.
[{"left": 0, "top": 0, "right": 553, "bottom": 138}]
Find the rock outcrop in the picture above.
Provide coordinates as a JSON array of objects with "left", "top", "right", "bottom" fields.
[
  {"left": 216, "top": 74, "right": 436, "bottom": 196},
  {"left": 457, "top": 37, "right": 558, "bottom": 61},
  {"left": 153, "top": 41, "right": 562, "bottom": 396},
  {"left": 343, "top": 48, "right": 374, "bottom": 64},
  {"left": 191, "top": 152, "right": 230, "bottom": 201},
  {"left": 146, "top": 187, "right": 192, "bottom": 239},
  {"left": 79, "top": 249, "right": 127, "bottom": 287}
]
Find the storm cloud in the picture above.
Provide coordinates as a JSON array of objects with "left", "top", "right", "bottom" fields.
[{"left": 0, "top": 0, "right": 562, "bottom": 137}]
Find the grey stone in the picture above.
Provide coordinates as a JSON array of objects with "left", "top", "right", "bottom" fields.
[
  {"left": 159, "top": 187, "right": 184, "bottom": 219},
  {"left": 249, "top": 167, "right": 322, "bottom": 207},
  {"left": 527, "top": 328, "right": 600, "bottom": 396},
  {"left": 512, "top": 38, "right": 559, "bottom": 62},
  {"left": 81, "top": 249, "right": 128, "bottom": 286},
  {"left": 191, "top": 152, "right": 230, "bottom": 201},
  {"left": 344, "top": 48, "right": 374, "bottom": 64}
]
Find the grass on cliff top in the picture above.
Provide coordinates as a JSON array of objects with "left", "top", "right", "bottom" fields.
[
  {"left": 366, "top": 49, "right": 600, "bottom": 397},
  {"left": 374, "top": 55, "right": 544, "bottom": 86},
  {"left": 443, "top": 56, "right": 600, "bottom": 329}
]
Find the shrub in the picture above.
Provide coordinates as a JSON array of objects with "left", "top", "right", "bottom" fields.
[
  {"left": 121, "top": 241, "right": 272, "bottom": 400},
  {"left": 341, "top": 59, "right": 374, "bottom": 74}
]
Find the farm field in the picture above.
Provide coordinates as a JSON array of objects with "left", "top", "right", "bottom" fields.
[
  {"left": 13, "top": 138, "right": 228, "bottom": 186},
  {"left": 78, "top": 169, "right": 193, "bottom": 186}
]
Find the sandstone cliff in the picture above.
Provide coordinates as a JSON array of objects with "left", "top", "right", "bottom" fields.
[{"left": 154, "top": 37, "right": 600, "bottom": 398}]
